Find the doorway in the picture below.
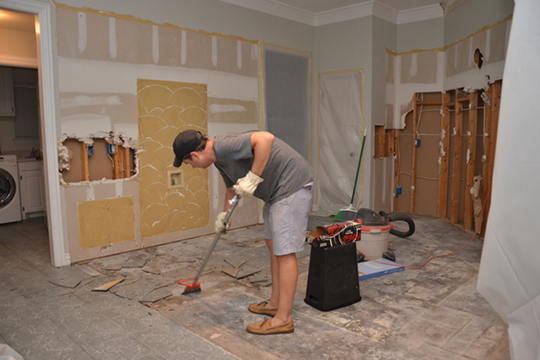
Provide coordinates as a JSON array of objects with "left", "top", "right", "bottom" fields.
[{"left": 0, "top": 1, "right": 65, "bottom": 266}]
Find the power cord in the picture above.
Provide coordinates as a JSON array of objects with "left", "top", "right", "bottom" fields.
[{"left": 358, "top": 183, "right": 490, "bottom": 270}]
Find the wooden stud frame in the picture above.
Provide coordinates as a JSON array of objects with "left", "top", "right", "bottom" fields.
[
  {"left": 374, "top": 125, "right": 386, "bottom": 158},
  {"left": 393, "top": 129, "right": 400, "bottom": 211},
  {"left": 437, "top": 92, "right": 451, "bottom": 217},
  {"left": 463, "top": 92, "right": 478, "bottom": 230},
  {"left": 81, "top": 143, "right": 90, "bottom": 181},
  {"left": 70, "top": 140, "right": 133, "bottom": 183},
  {"left": 450, "top": 90, "right": 465, "bottom": 224},
  {"left": 392, "top": 85, "right": 500, "bottom": 237},
  {"left": 410, "top": 95, "right": 418, "bottom": 213},
  {"left": 480, "top": 81, "right": 502, "bottom": 236}
]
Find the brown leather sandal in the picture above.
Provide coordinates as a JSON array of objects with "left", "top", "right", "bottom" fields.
[
  {"left": 246, "top": 318, "right": 294, "bottom": 335},
  {"left": 248, "top": 301, "right": 278, "bottom": 317}
]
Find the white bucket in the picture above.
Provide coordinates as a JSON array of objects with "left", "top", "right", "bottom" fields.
[{"left": 356, "top": 224, "right": 392, "bottom": 259}]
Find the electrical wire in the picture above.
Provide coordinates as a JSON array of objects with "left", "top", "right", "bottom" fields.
[{"left": 357, "top": 182, "right": 490, "bottom": 270}]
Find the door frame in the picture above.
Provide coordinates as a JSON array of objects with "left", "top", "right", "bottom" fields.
[{"left": 0, "top": 0, "right": 67, "bottom": 266}]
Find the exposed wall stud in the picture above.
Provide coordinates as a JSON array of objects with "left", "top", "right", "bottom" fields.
[
  {"left": 437, "top": 92, "right": 451, "bottom": 217},
  {"left": 450, "top": 89, "right": 464, "bottom": 224},
  {"left": 393, "top": 128, "right": 400, "bottom": 211},
  {"left": 481, "top": 80, "right": 501, "bottom": 236},
  {"left": 81, "top": 143, "right": 89, "bottom": 181},
  {"left": 410, "top": 95, "right": 418, "bottom": 213},
  {"left": 464, "top": 92, "right": 479, "bottom": 230}
]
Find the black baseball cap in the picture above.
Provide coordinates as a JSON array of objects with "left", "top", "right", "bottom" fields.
[{"left": 172, "top": 130, "right": 202, "bottom": 167}]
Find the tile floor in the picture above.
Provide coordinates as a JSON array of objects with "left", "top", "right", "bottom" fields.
[{"left": 0, "top": 215, "right": 510, "bottom": 359}]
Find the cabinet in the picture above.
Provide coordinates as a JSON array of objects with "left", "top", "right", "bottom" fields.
[
  {"left": 0, "top": 67, "right": 15, "bottom": 116},
  {"left": 18, "top": 160, "right": 45, "bottom": 216}
]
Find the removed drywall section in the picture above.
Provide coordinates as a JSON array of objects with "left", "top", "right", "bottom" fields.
[
  {"left": 78, "top": 196, "right": 136, "bottom": 250},
  {"left": 60, "top": 139, "right": 82, "bottom": 183},
  {"left": 59, "top": 135, "right": 135, "bottom": 184},
  {"left": 394, "top": 85, "right": 500, "bottom": 231},
  {"left": 88, "top": 138, "right": 113, "bottom": 181}
]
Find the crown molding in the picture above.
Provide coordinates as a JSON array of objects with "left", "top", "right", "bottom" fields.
[
  {"left": 315, "top": 1, "right": 374, "bottom": 26},
  {"left": 372, "top": 1, "right": 399, "bottom": 24},
  {"left": 219, "top": 0, "right": 315, "bottom": 26},
  {"left": 397, "top": 4, "right": 444, "bottom": 25},
  {"left": 219, "top": 0, "right": 444, "bottom": 26}
]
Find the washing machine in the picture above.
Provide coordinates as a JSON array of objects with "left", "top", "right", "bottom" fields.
[{"left": 0, "top": 155, "right": 22, "bottom": 224}]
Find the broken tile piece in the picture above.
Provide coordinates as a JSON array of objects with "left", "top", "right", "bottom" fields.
[
  {"left": 143, "top": 267, "right": 162, "bottom": 275},
  {"left": 236, "top": 265, "right": 261, "bottom": 279},
  {"left": 248, "top": 273, "right": 270, "bottom": 283},
  {"left": 224, "top": 259, "right": 246, "bottom": 269},
  {"left": 105, "top": 264, "right": 122, "bottom": 271},
  {"left": 76, "top": 264, "right": 102, "bottom": 277},
  {"left": 121, "top": 259, "right": 147, "bottom": 268},
  {"left": 92, "top": 278, "right": 124, "bottom": 292},
  {"left": 222, "top": 268, "right": 240, "bottom": 278},
  {"left": 48, "top": 278, "right": 82, "bottom": 289},
  {"left": 140, "top": 288, "right": 172, "bottom": 303}
]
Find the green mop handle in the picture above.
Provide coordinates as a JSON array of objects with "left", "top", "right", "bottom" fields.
[{"left": 349, "top": 129, "right": 367, "bottom": 206}]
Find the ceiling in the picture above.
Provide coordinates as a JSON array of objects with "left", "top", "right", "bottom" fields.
[
  {"left": 0, "top": 1, "right": 467, "bottom": 33},
  {"left": 256, "top": 0, "right": 446, "bottom": 14},
  {"left": 219, "top": 0, "right": 468, "bottom": 25}
]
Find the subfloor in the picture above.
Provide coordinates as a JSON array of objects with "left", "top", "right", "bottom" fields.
[{"left": 0, "top": 215, "right": 509, "bottom": 360}]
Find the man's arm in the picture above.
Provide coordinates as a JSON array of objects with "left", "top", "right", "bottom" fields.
[
  {"left": 233, "top": 131, "right": 273, "bottom": 198},
  {"left": 223, "top": 186, "right": 236, "bottom": 212},
  {"left": 250, "top": 131, "right": 274, "bottom": 176}
]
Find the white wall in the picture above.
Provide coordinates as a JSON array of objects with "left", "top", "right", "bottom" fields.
[
  {"left": 444, "top": 0, "right": 514, "bottom": 46},
  {"left": 397, "top": 18, "right": 444, "bottom": 53}
]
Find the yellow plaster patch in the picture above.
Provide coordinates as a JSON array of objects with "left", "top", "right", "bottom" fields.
[
  {"left": 137, "top": 79, "right": 208, "bottom": 238},
  {"left": 78, "top": 196, "right": 136, "bottom": 250}
]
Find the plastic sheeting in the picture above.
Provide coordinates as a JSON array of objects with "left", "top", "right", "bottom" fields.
[
  {"left": 477, "top": 1, "right": 540, "bottom": 359},
  {"left": 317, "top": 70, "right": 365, "bottom": 215}
]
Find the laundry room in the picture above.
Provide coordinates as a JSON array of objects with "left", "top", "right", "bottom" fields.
[{"left": 0, "top": 9, "right": 45, "bottom": 225}]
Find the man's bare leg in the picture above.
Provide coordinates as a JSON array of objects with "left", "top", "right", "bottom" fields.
[
  {"left": 265, "top": 239, "right": 280, "bottom": 310},
  {"left": 270, "top": 253, "right": 297, "bottom": 326}
]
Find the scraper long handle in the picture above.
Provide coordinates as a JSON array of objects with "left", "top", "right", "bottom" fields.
[{"left": 190, "top": 194, "right": 240, "bottom": 286}]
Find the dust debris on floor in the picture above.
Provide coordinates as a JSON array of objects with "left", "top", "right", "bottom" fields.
[{"left": 0, "top": 215, "right": 510, "bottom": 359}]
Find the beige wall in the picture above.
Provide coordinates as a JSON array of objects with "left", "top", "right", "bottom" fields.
[
  {"left": 56, "top": 7, "right": 260, "bottom": 262},
  {"left": 0, "top": 24, "right": 38, "bottom": 156},
  {"left": 0, "top": 28, "right": 37, "bottom": 60}
]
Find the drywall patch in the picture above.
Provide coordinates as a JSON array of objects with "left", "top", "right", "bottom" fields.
[
  {"left": 208, "top": 98, "right": 256, "bottom": 124},
  {"left": 137, "top": 79, "right": 209, "bottom": 238},
  {"left": 401, "top": 51, "right": 438, "bottom": 84},
  {"left": 61, "top": 114, "right": 111, "bottom": 139},
  {"left": 78, "top": 196, "right": 136, "bottom": 250}
]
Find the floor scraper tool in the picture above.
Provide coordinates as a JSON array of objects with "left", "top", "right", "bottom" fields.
[{"left": 181, "top": 193, "right": 240, "bottom": 295}]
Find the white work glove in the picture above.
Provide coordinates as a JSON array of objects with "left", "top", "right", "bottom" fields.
[
  {"left": 235, "top": 171, "right": 263, "bottom": 197},
  {"left": 214, "top": 212, "right": 230, "bottom": 234}
]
